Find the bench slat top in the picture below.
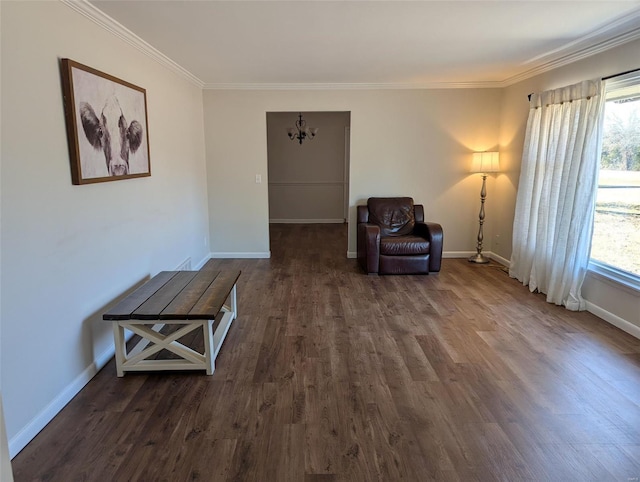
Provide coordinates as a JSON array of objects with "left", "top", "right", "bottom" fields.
[
  {"left": 185, "top": 270, "right": 242, "bottom": 320},
  {"left": 159, "top": 270, "right": 222, "bottom": 320},
  {"left": 103, "top": 269, "right": 240, "bottom": 321}
]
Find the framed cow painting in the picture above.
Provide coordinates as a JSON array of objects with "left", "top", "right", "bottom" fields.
[{"left": 60, "top": 59, "right": 151, "bottom": 184}]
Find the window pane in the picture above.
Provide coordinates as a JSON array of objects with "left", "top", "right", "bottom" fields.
[{"left": 591, "top": 96, "right": 640, "bottom": 277}]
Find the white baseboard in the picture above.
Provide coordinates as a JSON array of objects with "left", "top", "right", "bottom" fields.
[
  {"left": 443, "top": 251, "right": 475, "bottom": 258},
  {"left": 210, "top": 251, "right": 271, "bottom": 259},
  {"left": 586, "top": 301, "right": 640, "bottom": 340},
  {"left": 489, "top": 252, "right": 511, "bottom": 267},
  {"left": 347, "top": 251, "right": 505, "bottom": 261},
  {"left": 8, "top": 341, "right": 123, "bottom": 458},
  {"left": 443, "top": 251, "right": 509, "bottom": 264},
  {"left": 350, "top": 251, "right": 491, "bottom": 259},
  {"left": 194, "top": 254, "right": 212, "bottom": 270},
  {"left": 270, "top": 219, "right": 345, "bottom": 224}
]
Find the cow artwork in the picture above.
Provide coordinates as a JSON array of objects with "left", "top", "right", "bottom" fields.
[
  {"left": 61, "top": 59, "right": 150, "bottom": 184},
  {"left": 79, "top": 96, "right": 144, "bottom": 176}
]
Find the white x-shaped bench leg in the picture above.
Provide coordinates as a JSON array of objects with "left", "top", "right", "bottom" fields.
[{"left": 113, "top": 320, "right": 214, "bottom": 376}]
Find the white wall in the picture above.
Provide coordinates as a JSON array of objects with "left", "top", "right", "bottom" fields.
[
  {"left": 1, "top": 395, "right": 13, "bottom": 481},
  {"left": 267, "top": 111, "right": 350, "bottom": 223},
  {"left": 204, "top": 88, "right": 502, "bottom": 256},
  {"left": 0, "top": 1, "right": 210, "bottom": 456},
  {"left": 497, "top": 38, "right": 640, "bottom": 333}
]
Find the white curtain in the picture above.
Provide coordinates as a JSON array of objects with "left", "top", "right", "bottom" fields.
[{"left": 510, "top": 79, "right": 605, "bottom": 311}]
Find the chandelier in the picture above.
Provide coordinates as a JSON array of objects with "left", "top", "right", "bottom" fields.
[{"left": 287, "top": 113, "right": 318, "bottom": 145}]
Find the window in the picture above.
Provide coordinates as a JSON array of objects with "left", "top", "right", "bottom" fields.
[{"left": 590, "top": 72, "right": 640, "bottom": 285}]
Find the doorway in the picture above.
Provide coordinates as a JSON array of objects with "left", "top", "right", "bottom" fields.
[
  {"left": 266, "top": 111, "right": 351, "bottom": 225},
  {"left": 266, "top": 111, "right": 351, "bottom": 256}
]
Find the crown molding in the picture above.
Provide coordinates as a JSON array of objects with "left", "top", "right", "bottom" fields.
[
  {"left": 60, "top": 0, "right": 204, "bottom": 88},
  {"left": 202, "top": 81, "right": 502, "bottom": 91},
  {"left": 502, "top": 10, "right": 640, "bottom": 87},
  {"left": 522, "top": 8, "right": 640, "bottom": 67}
]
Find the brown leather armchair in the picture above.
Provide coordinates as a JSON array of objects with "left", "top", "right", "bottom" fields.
[{"left": 357, "top": 197, "right": 443, "bottom": 275}]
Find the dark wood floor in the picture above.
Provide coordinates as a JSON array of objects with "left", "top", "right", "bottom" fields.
[{"left": 12, "top": 224, "right": 640, "bottom": 481}]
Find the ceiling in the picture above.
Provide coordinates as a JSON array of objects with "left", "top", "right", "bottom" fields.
[{"left": 87, "top": 0, "right": 640, "bottom": 88}]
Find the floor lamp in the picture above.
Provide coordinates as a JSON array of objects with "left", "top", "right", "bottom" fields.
[{"left": 469, "top": 151, "right": 500, "bottom": 264}]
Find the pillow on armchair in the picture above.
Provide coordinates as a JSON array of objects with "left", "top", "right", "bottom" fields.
[{"left": 368, "top": 197, "right": 416, "bottom": 236}]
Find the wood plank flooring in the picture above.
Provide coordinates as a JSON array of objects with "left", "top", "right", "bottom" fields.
[{"left": 11, "top": 223, "right": 640, "bottom": 481}]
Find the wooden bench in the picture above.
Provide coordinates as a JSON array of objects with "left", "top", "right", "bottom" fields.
[{"left": 103, "top": 269, "right": 240, "bottom": 377}]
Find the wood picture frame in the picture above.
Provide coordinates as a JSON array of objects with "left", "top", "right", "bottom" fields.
[{"left": 60, "top": 58, "right": 151, "bottom": 185}]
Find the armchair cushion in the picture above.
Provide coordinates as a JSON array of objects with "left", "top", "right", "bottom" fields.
[{"left": 380, "top": 236, "right": 430, "bottom": 256}]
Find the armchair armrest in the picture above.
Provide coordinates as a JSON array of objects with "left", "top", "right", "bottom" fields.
[
  {"left": 357, "top": 223, "right": 380, "bottom": 274},
  {"left": 415, "top": 222, "right": 443, "bottom": 272}
]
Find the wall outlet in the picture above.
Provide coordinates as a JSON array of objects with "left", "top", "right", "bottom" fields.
[{"left": 255, "top": 174, "right": 262, "bottom": 184}]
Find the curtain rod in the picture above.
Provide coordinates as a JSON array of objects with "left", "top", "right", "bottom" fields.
[
  {"left": 526, "top": 67, "right": 640, "bottom": 100},
  {"left": 603, "top": 67, "right": 640, "bottom": 80}
]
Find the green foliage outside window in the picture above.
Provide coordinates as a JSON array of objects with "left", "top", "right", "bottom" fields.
[{"left": 600, "top": 105, "right": 640, "bottom": 171}]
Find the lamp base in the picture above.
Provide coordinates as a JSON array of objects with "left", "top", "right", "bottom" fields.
[{"left": 468, "top": 253, "right": 491, "bottom": 264}]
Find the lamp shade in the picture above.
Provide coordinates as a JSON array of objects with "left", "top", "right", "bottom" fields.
[{"left": 471, "top": 151, "right": 500, "bottom": 173}]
